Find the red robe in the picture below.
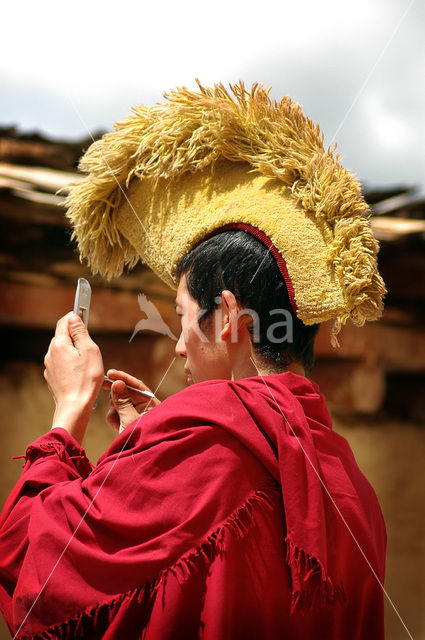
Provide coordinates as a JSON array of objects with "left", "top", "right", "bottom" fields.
[{"left": 0, "top": 372, "right": 386, "bottom": 639}]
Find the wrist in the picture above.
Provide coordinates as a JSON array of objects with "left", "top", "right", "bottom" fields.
[{"left": 51, "top": 397, "right": 93, "bottom": 444}]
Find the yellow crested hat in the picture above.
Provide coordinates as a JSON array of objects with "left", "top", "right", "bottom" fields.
[{"left": 65, "top": 80, "right": 386, "bottom": 346}]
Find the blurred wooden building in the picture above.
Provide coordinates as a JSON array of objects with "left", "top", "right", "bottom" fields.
[
  {"left": 1, "top": 126, "right": 424, "bottom": 421},
  {"left": 1, "top": 128, "right": 425, "bottom": 640}
]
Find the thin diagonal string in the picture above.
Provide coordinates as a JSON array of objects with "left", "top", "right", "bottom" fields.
[
  {"left": 67, "top": 96, "right": 174, "bottom": 283},
  {"left": 328, "top": 0, "right": 415, "bottom": 147},
  {"left": 13, "top": 91, "right": 180, "bottom": 638},
  {"left": 13, "top": 356, "right": 177, "bottom": 640},
  {"left": 19, "top": 4, "right": 414, "bottom": 633},
  {"left": 249, "top": 357, "right": 414, "bottom": 640},
  {"left": 304, "top": 0, "right": 416, "bottom": 189},
  {"left": 69, "top": 0, "right": 414, "bottom": 290},
  {"left": 250, "top": 0, "right": 415, "bottom": 286},
  {"left": 249, "top": 251, "right": 269, "bottom": 284},
  {"left": 250, "top": 6, "right": 416, "bottom": 636}
]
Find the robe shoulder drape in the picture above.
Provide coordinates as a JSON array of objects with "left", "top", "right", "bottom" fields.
[{"left": 0, "top": 372, "right": 386, "bottom": 639}]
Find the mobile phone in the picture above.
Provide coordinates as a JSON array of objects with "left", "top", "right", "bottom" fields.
[
  {"left": 73, "top": 278, "right": 91, "bottom": 327},
  {"left": 73, "top": 278, "right": 97, "bottom": 408}
]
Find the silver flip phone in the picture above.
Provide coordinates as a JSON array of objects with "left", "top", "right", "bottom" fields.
[
  {"left": 73, "top": 278, "right": 97, "bottom": 408},
  {"left": 73, "top": 278, "right": 91, "bottom": 327}
]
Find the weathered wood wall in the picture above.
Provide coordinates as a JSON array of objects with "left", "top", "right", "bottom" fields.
[{"left": 0, "top": 132, "right": 424, "bottom": 639}]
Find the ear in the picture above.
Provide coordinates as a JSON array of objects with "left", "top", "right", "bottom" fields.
[
  {"left": 219, "top": 290, "right": 247, "bottom": 341},
  {"left": 218, "top": 290, "right": 233, "bottom": 340}
]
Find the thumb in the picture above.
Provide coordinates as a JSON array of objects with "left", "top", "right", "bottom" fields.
[
  {"left": 111, "top": 380, "right": 140, "bottom": 430},
  {"left": 68, "top": 313, "right": 90, "bottom": 347}
]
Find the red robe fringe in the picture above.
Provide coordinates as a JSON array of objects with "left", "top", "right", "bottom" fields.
[{"left": 0, "top": 372, "right": 386, "bottom": 639}]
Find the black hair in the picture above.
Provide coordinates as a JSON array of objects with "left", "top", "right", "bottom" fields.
[{"left": 176, "top": 230, "right": 320, "bottom": 377}]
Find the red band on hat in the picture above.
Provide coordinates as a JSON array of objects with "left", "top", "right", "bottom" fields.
[{"left": 200, "top": 223, "right": 298, "bottom": 316}]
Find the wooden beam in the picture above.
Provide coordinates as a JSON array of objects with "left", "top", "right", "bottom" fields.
[
  {"left": 316, "top": 319, "right": 425, "bottom": 371},
  {"left": 0, "top": 194, "right": 69, "bottom": 226},
  {"left": 371, "top": 216, "right": 425, "bottom": 241},
  {"left": 311, "top": 358, "right": 386, "bottom": 414},
  {"left": 0, "top": 280, "right": 180, "bottom": 338},
  {"left": 0, "top": 162, "right": 82, "bottom": 192}
]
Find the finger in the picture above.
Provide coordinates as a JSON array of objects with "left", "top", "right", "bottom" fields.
[
  {"left": 108, "top": 387, "right": 155, "bottom": 413},
  {"left": 106, "top": 369, "right": 154, "bottom": 395},
  {"left": 68, "top": 314, "right": 92, "bottom": 351},
  {"left": 106, "top": 407, "right": 120, "bottom": 432},
  {"left": 110, "top": 380, "right": 141, "bottom": 429},
  {"left": 106, "top": 372, "right": 160, "bottom": 408},
  {"left": 108, "top": 380, "right": 158, "bottom": 409},
  {"left": 103, "top": 379, "right": 143, "bottom": 406},
  {"left": 54, "top": 311, "right": 75, "bottom": 342}
]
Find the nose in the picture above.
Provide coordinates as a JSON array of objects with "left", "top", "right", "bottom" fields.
[{"left": 175, "top": 331, "right": 187, "bottom": 359}]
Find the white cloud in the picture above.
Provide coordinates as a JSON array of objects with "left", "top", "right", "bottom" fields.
[
  {"left": 363, "top": 91, "right": 413, "bottom": 152},
  {"left": 0, "top": 0, "right": 383, "bottom": 94},
  {"left": 1, "top": 0, "right": 423, "bottom": 189}
]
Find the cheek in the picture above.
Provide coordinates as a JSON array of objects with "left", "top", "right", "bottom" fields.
[
  {"left": 180, "top": 317, "right": 199, "bottom": 356},
  {"left": 194, "top": 328, "right": 228, "bottom": 370},
  {"left": 181, "top": 318, "right": 207, "bottom": 359}
]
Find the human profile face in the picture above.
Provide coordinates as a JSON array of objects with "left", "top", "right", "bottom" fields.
[
  {"left": 174, "top": 274, "right": 232, "bottom": 385},
  {"left": 174, "top": 274, "right": 305, "bottom": 384}
]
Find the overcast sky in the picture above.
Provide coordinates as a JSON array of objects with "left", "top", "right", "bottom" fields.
[{"left": 1, "top": 0, "right": 424, "bottom": 191}]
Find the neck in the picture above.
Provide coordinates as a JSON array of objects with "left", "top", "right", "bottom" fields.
[
  {"left": 230, "top": 354, "right": 306, "bottom": 381},
  {"left": 226, "top": 328, "right": 306, "bottom": 381}
]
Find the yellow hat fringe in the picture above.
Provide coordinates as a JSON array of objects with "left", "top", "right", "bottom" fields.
[{"left": 65, "top": 80, "right": 386, "bottom": 335}]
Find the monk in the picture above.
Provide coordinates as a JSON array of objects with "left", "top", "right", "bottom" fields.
[{"left": 0, "top": 229, "right": 386, "bottom": 639}]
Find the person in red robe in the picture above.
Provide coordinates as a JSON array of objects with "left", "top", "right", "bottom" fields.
[
  {"left": 0, "top": 230, "right": 386, "bottom": 639},
  {"left": 0, "top": 82, "right": 387, "bottom": 638}
]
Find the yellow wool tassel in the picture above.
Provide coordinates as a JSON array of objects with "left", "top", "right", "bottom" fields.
[{"left": 65, "top": 80, "right": 387, "bottom": 337}]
